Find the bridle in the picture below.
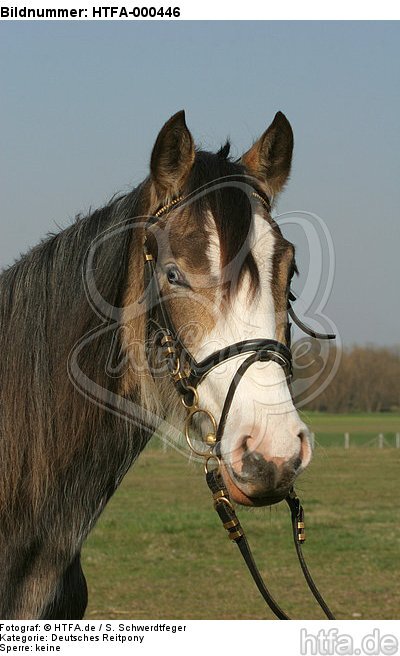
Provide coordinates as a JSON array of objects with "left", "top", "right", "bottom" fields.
[{"left": 142, "top": 190, "right": 336, "bottom": 620}]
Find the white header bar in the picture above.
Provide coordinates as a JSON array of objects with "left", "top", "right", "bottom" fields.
[{"left": 0, "top": 0, "right": 399, "bottom": 20}]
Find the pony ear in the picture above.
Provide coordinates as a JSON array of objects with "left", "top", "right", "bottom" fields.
[
  {"left": 150, "top": 110, "right": 195, "bottom": 197},
  {"left": 241, "top": 112, "right": 294, "bottom": 196}
]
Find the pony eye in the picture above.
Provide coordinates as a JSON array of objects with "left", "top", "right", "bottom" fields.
[{"left": 166, "top": 266, "right": 183, "bottom": 286}]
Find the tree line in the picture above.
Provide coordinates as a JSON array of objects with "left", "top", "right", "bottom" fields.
[{"left": 292, "top": 341, "right": 400, "bottom": 413}]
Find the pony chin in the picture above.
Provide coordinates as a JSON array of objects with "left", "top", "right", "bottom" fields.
[{"left": 219, "top": 461, "right": 285, "bottom": 507}]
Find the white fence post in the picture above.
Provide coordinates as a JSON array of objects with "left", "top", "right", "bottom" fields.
[
  {"left": 378, "top": 433, "right": 384, "bottom": 449},
  {"left": 344, "top": 432, "right": 350, "bottom": 449}
]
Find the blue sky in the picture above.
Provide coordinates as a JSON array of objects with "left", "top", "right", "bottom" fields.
[{"left": 0, "top": 21, "right": 399, "bottom": 345}]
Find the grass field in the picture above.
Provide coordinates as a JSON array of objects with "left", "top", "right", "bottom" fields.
[
  {"left": 301, "top": 410, "right": 400, "bottom": 447},
  {"left": 82, "top": 413, "right": 400, "bottom": 620}
]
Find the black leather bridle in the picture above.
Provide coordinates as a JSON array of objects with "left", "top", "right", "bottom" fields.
[{"left": 142, "top": 192, "right": 336, "bottom": 619}]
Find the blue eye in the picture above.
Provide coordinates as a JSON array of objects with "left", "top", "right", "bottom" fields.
[
  {"left": 167, "top": 266, "right": 181, "bottom": 285},
  {"left": 165, "top": 265, "right": 191, "bottom": 289}
]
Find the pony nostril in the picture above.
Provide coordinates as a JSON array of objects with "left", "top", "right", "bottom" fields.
[
  {"left": 242, "top": 435, "right": 260, "bottom": 454},
  {"left": 242, "top": 435, "right": 251, "bottom": 451},
  {"left": 293, "top": 456, "right": 302, "bottom": 470},
  {"left": 297, "top": 429, "right": 313, "bottom": 467},
  {"left": 298, "top": 430, "right": 310, "bottom": 449}
]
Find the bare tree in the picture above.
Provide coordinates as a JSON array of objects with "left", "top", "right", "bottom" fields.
[{"left": 292, "top": 342, "right": 400, "bottom": 412}]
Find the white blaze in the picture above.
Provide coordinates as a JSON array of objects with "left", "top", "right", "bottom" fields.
[{"left": 196, "top": 212, "right": 310, "bottom": 469}]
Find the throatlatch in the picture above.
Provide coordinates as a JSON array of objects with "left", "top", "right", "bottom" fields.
[{"left": 143, "top": 191, "right": 336, "bottom": 620}]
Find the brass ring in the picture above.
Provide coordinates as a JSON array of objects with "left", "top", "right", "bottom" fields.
[
  {"left": 204, "top": 454, "right": 221, "bottom": 475},
  {"left": 181, "top": 385, "right": 199, "bottom": 409},
  {"left": 185, "top": 407, "right": 217, "bottom": 457},
  {"left": 169, "top": 357, "right": 181, "bottom": 377}
]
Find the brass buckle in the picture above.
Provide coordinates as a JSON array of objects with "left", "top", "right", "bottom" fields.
[{"left": 213, "top": 494, "right": 234, "bottom": 512}]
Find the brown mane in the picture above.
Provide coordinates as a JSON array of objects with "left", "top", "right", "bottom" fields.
[{"left": 0, "top": 110, "right": 295, "bottom": 619}]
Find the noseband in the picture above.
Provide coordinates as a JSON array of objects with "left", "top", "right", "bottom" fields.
[{"left": 142, "top": 192, "right": 336, "bottom": 619}]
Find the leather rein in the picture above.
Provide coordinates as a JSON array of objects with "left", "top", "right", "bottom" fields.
[{"left": 142, "top": 192, "right": 336, "bottom": 620}]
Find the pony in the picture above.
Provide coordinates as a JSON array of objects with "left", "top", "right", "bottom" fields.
[{"left": 0, "top": 110, "right": 312, "bottom": 619}]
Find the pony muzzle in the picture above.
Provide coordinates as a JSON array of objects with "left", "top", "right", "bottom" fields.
[{"left": 218, "top": 428, "right": 312, "bottom": 507}]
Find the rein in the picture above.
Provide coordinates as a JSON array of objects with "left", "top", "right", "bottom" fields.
[{"left": 142, "top": 192, "right": 336, "bottom": 620}]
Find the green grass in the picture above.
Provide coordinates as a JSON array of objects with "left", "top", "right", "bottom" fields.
[
  {"left": 300, "top": 411, "right": 400, "bottom": 433},
  {"left": 82, "top": 413, "right": 400, "bottom": 620},
  {"left": 300, "top": 411, "right": 400, "bottom": 447}
]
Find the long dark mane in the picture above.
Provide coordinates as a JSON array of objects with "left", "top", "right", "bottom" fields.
[
  {"left": 0, "top": 146, "right": 263, "bottom": 521},
  {"left": 0, "top": 188, "right": 150, "bottom": 564},
  {"left": 0, "top": 139, "right": 267, "bottom": 618}
]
